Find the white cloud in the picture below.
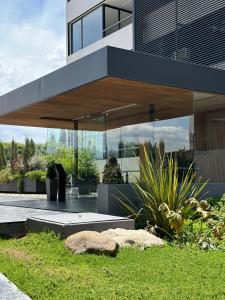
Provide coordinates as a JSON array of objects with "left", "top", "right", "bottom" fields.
[
  {"left": 108, "top": 118, "right": 192, "bottom": 152},
  {"left": 0, "top": 0, "right": 66, "bottom": 143},
  {"left": 0, "top": 125, "right": 47, "bottom": 144}
]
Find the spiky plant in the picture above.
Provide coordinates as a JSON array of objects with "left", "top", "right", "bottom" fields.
[{"left": 117, "top": 147, "right": 208, "bottom": 237}]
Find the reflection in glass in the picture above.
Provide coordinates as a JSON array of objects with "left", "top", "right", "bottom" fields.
[
  {"left": 75, "top": 115, "right": 106, "bottom": 194},
  {"left": 154, "top": 117, "right": 192, "bottom": 153},
  {"left": 72, "top": 20, "right": 82, "bottom": 53},
  {"left": 83, "top": 7, "right": 103, "bottom": 48},
  {"left": 120, "top": 11, "right": 132, "bottom": 28},
  {"left": 104, "top": 6, "right": 119, "bottom": 36},
  {"left": 194, "top": 92, "right": 225, "bottom": 182}
]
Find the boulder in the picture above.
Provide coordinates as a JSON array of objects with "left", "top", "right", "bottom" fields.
[
  {"left": 65, "top": 231, "right": 119, "bottom": 256},
  {"left": 101, "top": 228, "right": 164, "bottom": 249}
]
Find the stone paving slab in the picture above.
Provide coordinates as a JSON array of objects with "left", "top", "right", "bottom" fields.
[
  {"left": 0, "top": 206, "right": 63, "bottom": 223},
  {"left": 0, "top": 194, "right": 45, "bottom": 201},
  {"left": 27, "top": 213, "right": 135, "bottom": 238},
  {"left": 0, "top": 273, "right": 31, "bottom": 300},
  {"left": 0, "top": 206, "right": 134, "bottom": 238},
  {"left": 29, "top": 212, "right": 129, "bottom": 224}
]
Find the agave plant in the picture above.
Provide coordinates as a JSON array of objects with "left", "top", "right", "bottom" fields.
[{"left": 117, "top": 146, "right": 208, "bottom": 238}]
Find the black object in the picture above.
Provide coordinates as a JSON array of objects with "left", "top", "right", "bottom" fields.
[
  {"left": 46, "top": 164, "right": 58, "bottom": 201},
  {"left": 55, "top": 164, "right": 67, "bottom": 202},
  {"left": 46, "top": 178, "right": 58, "bottom": 201}
]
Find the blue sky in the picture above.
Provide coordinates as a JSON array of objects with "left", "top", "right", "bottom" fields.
[{"left": 0, "top": 0, "right": 66, "bottom": 143}]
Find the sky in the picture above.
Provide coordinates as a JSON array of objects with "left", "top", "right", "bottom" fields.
[{"left": 0, "top": 0, "right": 66, "bottom": 144}]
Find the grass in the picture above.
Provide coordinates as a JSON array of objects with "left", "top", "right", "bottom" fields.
[{"left": 0, "top": 233, "right": 225, "bottom": 299}]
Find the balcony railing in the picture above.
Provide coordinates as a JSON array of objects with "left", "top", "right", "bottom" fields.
[{"left": 103, "top": 14, "right": 133, "bottom": 37}]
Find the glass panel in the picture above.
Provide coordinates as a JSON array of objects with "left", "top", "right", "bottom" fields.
[
  {"left": 47, "top": 128, "right": 76, "bottom": 200},
  {"left": 154, "top": 95, "right": 194, "bottom": 181},
  {"left": 104, "top": 6, "right": 119, "bottom": 36},
  {"left": 120, "top": 11, "right": 132, "bottom": 28},
  {"left": 75, "top": 115, "right": 106, "bottom": 196},
  {"left": 72, "top": 20, "right": 82, "bottom": 53},
  {"left": 83, "top": 7, "right": 103, "bottom": 48},
  {"left": 106, "top": 105, "right": 155, "bottom": 183},
  {"left": 194, "top": 92, "right": 225, "bottom": 182}
]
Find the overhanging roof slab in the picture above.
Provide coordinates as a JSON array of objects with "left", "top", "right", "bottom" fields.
[{"left": 0, "top": 46, "right": 225, "bottom": 129}]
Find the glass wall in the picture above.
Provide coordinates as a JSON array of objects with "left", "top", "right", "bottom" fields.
[
  {"left": 194, "top": 92, "right": 225, "bottom": 182},
  {"left": 72, "top": 98, "right": 193, "bottom": 194},
  {"left": 47, "top": 90, "right": 225, "bottom": 197},
  {"left": 74, "top": 115, "right": 106, "bottom": 195}
]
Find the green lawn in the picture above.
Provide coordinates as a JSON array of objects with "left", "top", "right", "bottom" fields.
[{"left": 0, "top": 233, "right": 225, "bottom": 300}]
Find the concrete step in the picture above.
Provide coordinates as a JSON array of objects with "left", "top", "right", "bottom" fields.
[{"left": 27, "top": 212, "right": 135, "bottom": 238}]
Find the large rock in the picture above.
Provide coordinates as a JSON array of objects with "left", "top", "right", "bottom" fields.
[
  {"left": 65, "top": 231, "right": 119, "bottom": 256},
  {"left": 101, "top": 228, "right": 164, "bottom": 249}
]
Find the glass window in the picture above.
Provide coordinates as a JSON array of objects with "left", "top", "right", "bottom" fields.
[
  {"left": 104, "top": 6, "right": 119, "bottom": 36},
  {"left": 83, "top": 7, "right": 103, "bottom": 48},
  {"left": 72, "top": 20, "right": 82, "bottom": 53},
  {"left": 120, "top": 11, "right": 132, "bottom": 28}
]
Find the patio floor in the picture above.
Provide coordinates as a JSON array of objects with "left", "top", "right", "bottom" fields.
[
  {"left": 0, "top": 193, "right": 97, "bottom": 213},
  {"left": 0, "top": 193, "right": 135, "bottom": 238}
]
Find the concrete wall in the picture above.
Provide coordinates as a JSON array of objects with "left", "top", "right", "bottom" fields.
[{"left": 67, "top": 23, "right": 133, "bottom": 64}]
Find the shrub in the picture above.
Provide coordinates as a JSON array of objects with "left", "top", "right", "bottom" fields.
[
  {"left": 102, "top": 157, "right": 124, "bottom": 184},
  {"left": 78, "top": 149, "right": 99, "bottom": 182},
  {"left": 28, "top": 154, "right": 47, "bottom": 171},
  {"left": 174, "top": 197, "right": 225, "bottom": 251},
  {"left": 25, "top": 170, "right": 47, "bottom": 182},
  {"left": 0, "top": 168, "right": 13, "bottom": 184},
  {"left": 47, "top": 147, "right": 74, "bottom": 175},
  {"left": 118, "top": 146, "right": 207, "bottom": 238},
  {"left": 10, "top": 157, "right": 24, "bottom": 175},
  {"left": 0, "top": 142, "right": 7, "bottom": 170}
]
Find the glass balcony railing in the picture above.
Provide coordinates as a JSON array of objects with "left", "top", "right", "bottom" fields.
[{"left": 103, "top": 14, "right": 133, "bottom": 37}]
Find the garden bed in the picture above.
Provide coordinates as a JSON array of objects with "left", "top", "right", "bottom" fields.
[
  {"left": 0, "top": 180, "right": 17, "bottom": 193},
  {"left": 0, "top": 179, "right": 46, "bottom": 194},
  {"left": 23, "top": 179, "right": 46, "bottom": 194}
]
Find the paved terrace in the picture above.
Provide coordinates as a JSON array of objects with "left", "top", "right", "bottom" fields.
[
  {"left": 0, "top": 194, "right": 134, "bottom": 238},
  {"left": 0, "top": 193, "right": 97, "bottom": 213}
]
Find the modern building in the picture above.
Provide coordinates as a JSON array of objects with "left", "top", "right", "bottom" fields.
[{"left": 1, "top": 0, "right": 225, "bottom": 196}]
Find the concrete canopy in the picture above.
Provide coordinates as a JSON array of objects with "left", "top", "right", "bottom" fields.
[{"left": 0, "top": 46, "right": 225, "bottom": 130}]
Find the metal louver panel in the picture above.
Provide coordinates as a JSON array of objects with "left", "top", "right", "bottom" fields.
[{"left": 134, "top": 0, "right": 225, "bottom": 69}]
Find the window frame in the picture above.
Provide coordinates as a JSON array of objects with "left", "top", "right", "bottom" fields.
[
  {"left": 103, "top": 4, "right": 132, "bottom": 37},
  {"left": 68, "top": 4, "right": 132, "bottom": 55}
]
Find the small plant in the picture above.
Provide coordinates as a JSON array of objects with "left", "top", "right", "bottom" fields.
[
  {"left": 174, "top": 197, "right": 225, "bottom": 251},
  {"left": 117, "top": 146, "right": 207, "bottom": 238},
  {"left": 102, "top": 157, "right": 124, "bottom": 184},
  {"left": 25, "top": 170, "right": 47, "bottom": 182}
]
